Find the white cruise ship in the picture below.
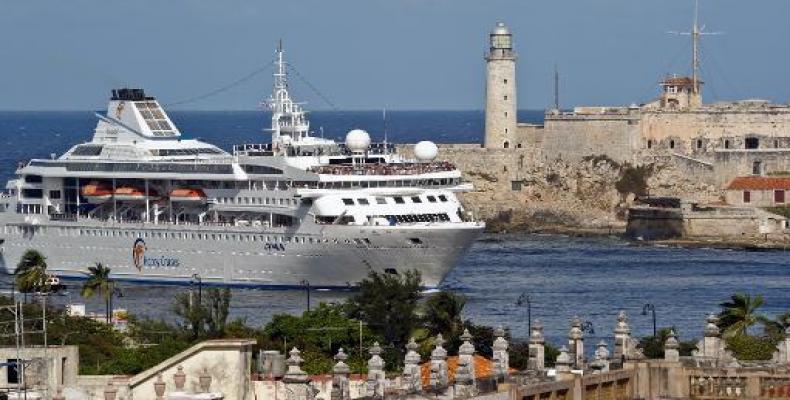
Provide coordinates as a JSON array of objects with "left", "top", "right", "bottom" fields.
[{"left": 0, "top": 46, "right": 484, "bottom": 288}]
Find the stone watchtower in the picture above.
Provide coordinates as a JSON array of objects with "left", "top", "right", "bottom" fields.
[{"left": 484, "top": 22, "right": 517, "bottom": 149}]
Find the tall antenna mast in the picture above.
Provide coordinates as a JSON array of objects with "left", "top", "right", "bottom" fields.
[
  {"left": 692, "top": 0, "right": 700, "bottom": 96},
  {"left": 554, "top": 64, "right": 560, "bottom": 111}
]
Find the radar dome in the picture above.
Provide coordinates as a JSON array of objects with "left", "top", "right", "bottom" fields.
[
  {"left": 345, "top": 129, "right": 371, "bottom": 152},
  {"left": 414, "top": 141, "right": 438, "bottom": 161}
]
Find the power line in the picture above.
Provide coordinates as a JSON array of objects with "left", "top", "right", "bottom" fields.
[
  {"left": 286, "top": 63, "right": 339, "bottom": 111},
  {"left": 163, "top": 58, "right": 277, "bottom": 107}
]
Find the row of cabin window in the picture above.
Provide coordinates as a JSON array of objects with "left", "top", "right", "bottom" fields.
[
  {"left": 342, "top": 194, "right": 449, "bottom": 206},
  {"left": 216, "top": 197, "right": 297, "bottom": 206}
]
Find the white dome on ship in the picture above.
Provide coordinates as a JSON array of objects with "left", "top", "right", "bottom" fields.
[
  {"left": 414, "top": 140, "right": 438, "bottom": 161},
  {"left": 345, "top": 129, "right": 371, "bottom": 152}
]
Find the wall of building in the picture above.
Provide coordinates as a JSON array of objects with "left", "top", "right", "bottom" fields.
[{"left": 540, "top": 114, "right": 641, "bottom": 163}]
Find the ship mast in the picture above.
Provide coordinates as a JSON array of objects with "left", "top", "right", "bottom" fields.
[{"left": 691, "top": 0, "right": 700, "bottom": 97}]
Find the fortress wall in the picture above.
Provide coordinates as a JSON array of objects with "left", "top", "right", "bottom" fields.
[
  {"left": 540, "top": 116, "right": 640, "bottom": 163},
  {"left": 640, "top": 111, "right": 790, "bottom": 151},
  {"left": 515, "top": 123, "right": 544, "bottom": 149},
  {"left": 713, "top": 149, "right": 790, "bottom": 186}
]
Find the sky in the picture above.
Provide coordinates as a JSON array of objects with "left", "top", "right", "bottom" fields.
[{"left": 1, "top": 0, "right": 789, "bottom": 111}]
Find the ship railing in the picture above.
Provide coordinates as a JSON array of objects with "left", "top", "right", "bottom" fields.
[{"left": 310, "top": 161, "right": 456, "bottom": 176}]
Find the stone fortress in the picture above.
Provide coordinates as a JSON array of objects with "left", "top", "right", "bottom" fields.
[{"left": 403, "top": 16, "right": 790, "bottom": 233}]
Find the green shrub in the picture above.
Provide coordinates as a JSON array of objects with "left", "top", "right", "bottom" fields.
[{"left": 725, "top": 334, "right": 777, "bottom": 361}]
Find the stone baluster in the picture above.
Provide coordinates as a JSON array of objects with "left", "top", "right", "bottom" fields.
[
  {"left": 173, "top": 365, "right": 187, "bottom": 392},
  {"left": 590, "top": 340, "right": 610, "bottom": 373},
  {"left": 198, "top": 367, "right": 212, "bottom": 393},
  {"left": 331, "top": 348, "right": 351, "bottom": 400},
  {"left": 554, "top": 346, "right": 573, "bottom": 381},
  {"left": 429, "top": 334, "right": 449, "bottom": 390},
  {"left": 283, "top": 347, "right": 312, "bottom": 400},
  {"left": 403, "top": 338, "right": 423, "bottom": 393},
  {"left": 52, "top": 387, "right": 66, "bottom": 400},
  {"left": 665, "top": 329, "right": 680, "bottom": 362},
  {"left": 772, "top": 318, "right": 790, "bottom": 364},
  {"left": 568, "top": 316, "right": 584, "bottom": 368},
  {"left": 103, "top": 381, "right": 117, "bottom": 400},
  {"left": 528, "top": 320, "right": 545, "bottom": 371},
  {"left": 492, "top": 326, "right": 510, "bottom": 378},
  {"left": 154, "top": 373, "right": 166, "bottom": 399},
  {"left": 366, "top": 342, "right": 386, "bottom": 398},
  {"left": 454, "top": 329, "right": 478, "bottom": 397},
  {"left": 613, "top": 310, "right": 631, "bottom": 364}
]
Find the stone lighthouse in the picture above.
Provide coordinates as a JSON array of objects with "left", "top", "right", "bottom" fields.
[{"left": 484, "top": 22, "right": 517, "bottom": 149}]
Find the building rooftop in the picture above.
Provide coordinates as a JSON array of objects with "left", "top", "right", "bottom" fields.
[{"left": 726, "top": 176, "right": 790, "bottom": 190}]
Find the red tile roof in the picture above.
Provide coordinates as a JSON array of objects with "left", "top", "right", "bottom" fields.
[
  {"left": 726, "top": 176, "right": 790, "bottom": 190},
  {"left": 661, "top": 76, "right": 695, "bottom": 86}
]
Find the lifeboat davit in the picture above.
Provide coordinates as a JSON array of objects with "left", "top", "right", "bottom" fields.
[
  {"left": 81, "top": 182, "right": 113, "bottom": 204},
  {"left": 170, "top": 188, "right": 207, "bottom": 203},
  {"left": 114, "top": 186, "right": 157, "bottom": 202}
]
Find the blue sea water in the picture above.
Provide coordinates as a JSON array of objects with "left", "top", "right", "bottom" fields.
[{"left": 0, "top": 111, "right": 787, "bottom": 346}]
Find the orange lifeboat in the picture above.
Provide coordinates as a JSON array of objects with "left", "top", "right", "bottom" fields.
[
  {"left": 80, "top": 182, "right": 113, "bottom": 204},
  {"left": 170, "top": 188, "right": 206, "bottom": 203},
  {"left": 114, "top": 186, "right": 157, "bottom": 202}
]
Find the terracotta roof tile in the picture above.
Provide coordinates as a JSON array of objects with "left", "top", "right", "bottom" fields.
[{"left": 726, "top": 176, "right": 790, "bottom": 190}]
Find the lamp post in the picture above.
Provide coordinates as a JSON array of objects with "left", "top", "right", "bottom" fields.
[
  {"left": 190, "top": 274, "right": 203, "bottom": 306},
  {"left": 642, "top": 303, "right": 657, "bottom": 337},
  {"left": 516, "top": 292, "right": 532, "bottom": 338},
  {"left": 300, "top": 280, "right": 311, "bottom": 312}
]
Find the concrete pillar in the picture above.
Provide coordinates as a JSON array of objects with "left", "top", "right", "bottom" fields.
[
  {"left": 331, "top": 348, "right": 350, "bottom": 400},
  {"left": 528, "top": 320, "right": 545, "bottom": 371},
  {"left": 555, "top": 346, "right": 574, "bottom": 381},
  {"left": 613, "top": 310, "right": 631, "bottom": 365},
  {"left": 283, "top": 347, "right": 312, "bottom": 400},
  {"left": 568, "top": 316, "right": 584, "bottom": 368},
  {"left": 590, "top": 340, "right": 610, "bottom": 373},
  {"left": 492, "top": 326, "right": 510, "bottom": 378},
  {"left": 772, "top": 319, "right": 790, "bottom": 364},
  {"left": 429, "top": 334, "right": 449, "bottom": 390},
  {"left": 403, "top": 338, "right": 422, "bottom": 393},
  {"left": 366, "top": 342, "right": 385, "bottom": 398},
  {"left": 455, "top": 329, "right": 478, "bottom": 397},
  {"left": 664, "top": 329, "right": 680, "bottom": 362}
]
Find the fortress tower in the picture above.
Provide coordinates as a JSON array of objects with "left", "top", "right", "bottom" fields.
[{"left": 484, "top": 22, "right": 518, "bottom": 149}]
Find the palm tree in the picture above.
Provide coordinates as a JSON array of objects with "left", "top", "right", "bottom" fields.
[
  {"left": 80, "top": 263, "right": 116, "bottom": 323},
  {"left": 15, "top": 249, "right": 48, "bottom": 300},
  {"left": 423, "top": 291, "right": 467, "bottom": 339},
  {"left": 717, "top": 293, "right": 772, "bottom": 337}
]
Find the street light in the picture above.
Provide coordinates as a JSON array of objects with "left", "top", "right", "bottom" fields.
[
  {"left": 642, "top": 303, "right": 657, "bottom": 337},
  {"left": 300, "top": 280, "right": 311, "bottom": 312},
  {"left": 190, "top": 274, "right": 202, "bottom": 306},
  {"left": 516, "top": 292, "right": 532, "bottom": 337}
]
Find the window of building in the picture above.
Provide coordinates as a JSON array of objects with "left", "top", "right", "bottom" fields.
[
  {"left": 753, "top": 161, "right": 763, "bottom": 176},
  {"left": 504, "top": 112, "right": 508, "bottom": 117},
  {"left": 49, "top": 190, "right": 61, "bottom": 200},
  {"left": 743, "top": 191, "right": 751, "bottom": 203},
  {"left": 375, "top": 197, "right": 387, "bottom": 205},
  {"left": 438, "top": 195, "right": 448, "bottom": 202},
  {"left": 411, "top": 196, "right": 422, "bottom": 203},
  {"left": 357, "top": 198, "right": 369, "bottom": 205},
  {"left": 427, "top": 196, "right": 437, "bottom": 203},
  {"left": 393, "top": 196, "right": 405, "bottom": 204},
  {"left": 775, "top": 190, "right": 786, "bottom": 204},
  {"left": 775, "top": 140, "right": 780, "bottom": 148},
  {"left": 511, "top": 181, "right": 522, "bottom": 191},
  {"left": 503, "top": 141, "right": 510, "bottom": 149},
  {"left": 724, "top": 140, "right": 731, "bottom": 149},
  {"left": 342, "top": 198, "right": 354, "bottom": 205},
  {"left": 696, "top": 139, "right": 703, "bottom": 149},
  {"left": 517, "top": 143, "right": 523, "bottom": 148},
  {"left": 504, "top": 95, "right": 508, "bottom": 100},
  {"left": 745, "top": 137, "right": 760, "bottom": 149},
  {"left": 647, "top": 140, "right": 653, "bottom": 149},
  {"left": 669, "top": 140, "right": 675, "bottom": 149},
  {"left": 503, "top": 79, "right": 508, "bottom": 84}
]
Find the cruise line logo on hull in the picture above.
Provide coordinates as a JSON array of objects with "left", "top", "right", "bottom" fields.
[
  {"left": 132, "top": 238, "right": 146, "bottom": 271},
  {"left": 132, "top": 238, "right": 181, "bottom": 270}
]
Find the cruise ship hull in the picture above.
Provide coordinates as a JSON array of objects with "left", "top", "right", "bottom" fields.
[{"left": 0, "top": 218, "right": 483, "bottom": 288}]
